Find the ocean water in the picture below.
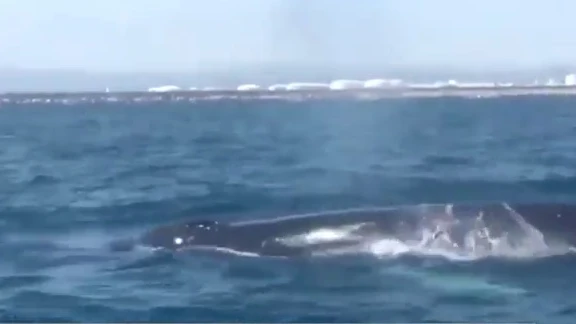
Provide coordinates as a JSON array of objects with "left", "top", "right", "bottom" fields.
[{"left": 1, "top": 96, "right": 576, "bottom": 323}]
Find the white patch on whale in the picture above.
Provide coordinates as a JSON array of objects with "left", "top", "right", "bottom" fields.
[{"left": 276, "top": 223, "right": 371, "bottom": 247}]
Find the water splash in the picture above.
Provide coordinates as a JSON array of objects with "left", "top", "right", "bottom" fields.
[
  {"left": 371, "top": 203, "right": 574, "bottom": 261},
  {"left": 271, "top": 203, "right": 576, "bottom": 261}
]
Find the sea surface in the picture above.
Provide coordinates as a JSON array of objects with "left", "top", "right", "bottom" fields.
[{"left": 1, "top": 96, "right": 576, "bottom": 323}]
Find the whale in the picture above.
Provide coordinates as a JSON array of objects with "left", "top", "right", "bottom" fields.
[{"left": 130, "top": 202, "right": 576, "bottom": 257}]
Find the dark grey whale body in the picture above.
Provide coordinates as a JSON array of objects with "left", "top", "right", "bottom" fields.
[{"left": 135, "top": 202, "right": 576, "bottom": 257}]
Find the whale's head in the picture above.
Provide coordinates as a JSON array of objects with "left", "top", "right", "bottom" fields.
[{"left": 140, "top": 220, "right": 224, "bottom": 250}]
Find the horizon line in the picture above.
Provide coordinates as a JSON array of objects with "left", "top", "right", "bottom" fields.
[{"left": 1, "top": 64, "right": 576, "bottom": 75}]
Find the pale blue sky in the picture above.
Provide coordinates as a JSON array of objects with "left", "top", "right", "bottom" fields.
[{"left": 0, "top": 0, "right": 574, "bottom": 72}]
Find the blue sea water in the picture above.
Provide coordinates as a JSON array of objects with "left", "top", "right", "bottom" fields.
[{"left": 1, "top": 96, "right": 576, "bottom": 323}]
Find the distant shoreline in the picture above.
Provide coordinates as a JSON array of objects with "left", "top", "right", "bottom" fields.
[{"left": 2, "top": 85, "right": 576, "bottom": 105}]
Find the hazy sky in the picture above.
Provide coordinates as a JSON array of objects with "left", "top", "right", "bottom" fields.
[{"left": 0, "top": 0, "right": 574, "bottom": 72}]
